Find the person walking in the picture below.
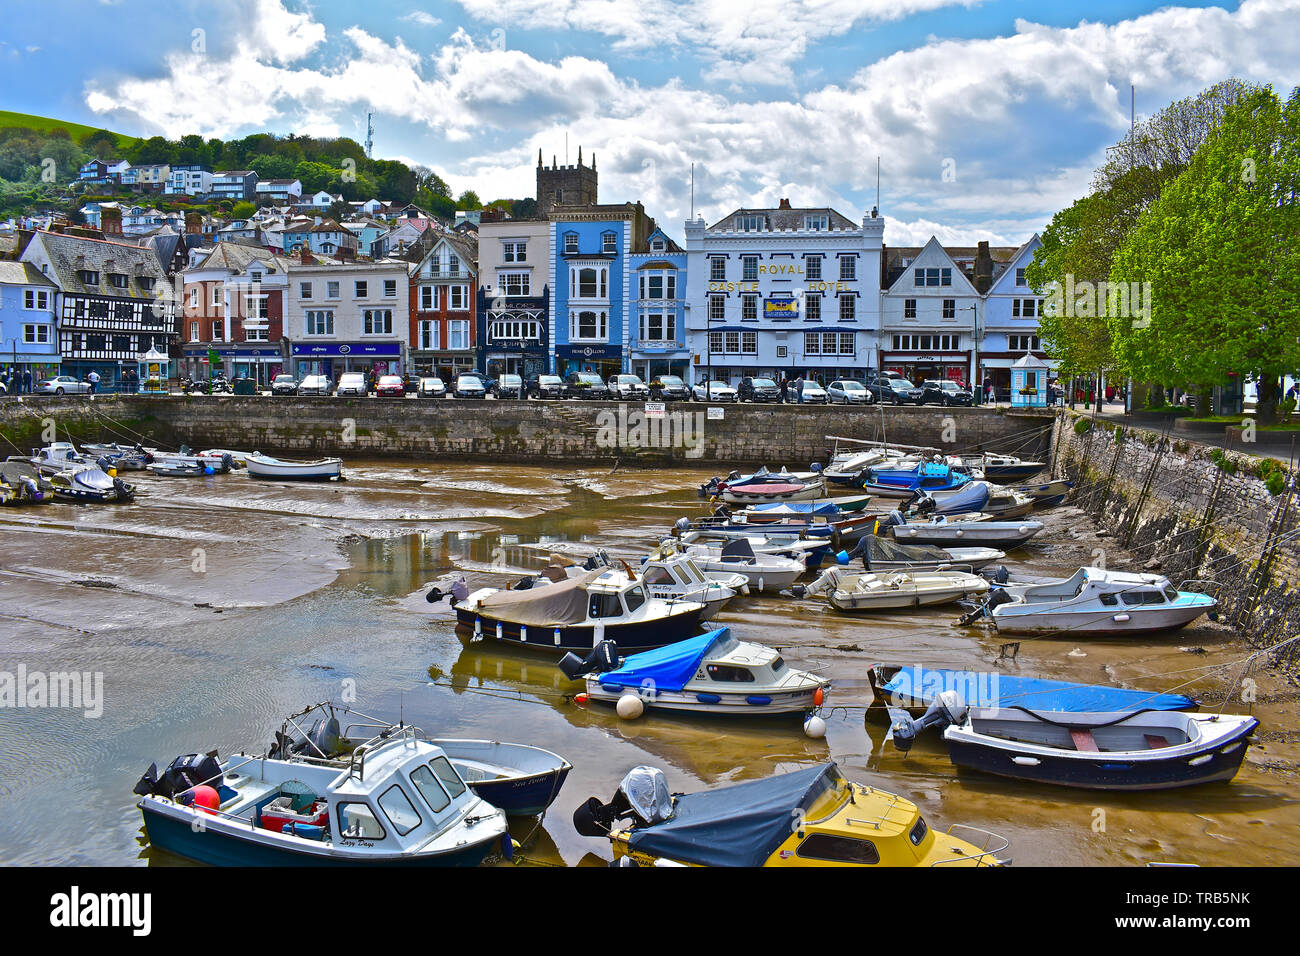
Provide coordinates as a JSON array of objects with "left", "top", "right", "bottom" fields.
[
  {"left": 87, "top": 369, "right": 100, "bottom": 394},
  {"left": 22, "top": 368, "right": 31, "bottom": 395}
]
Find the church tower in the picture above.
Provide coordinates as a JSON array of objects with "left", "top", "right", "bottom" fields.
[{"left": 536, "top": 146, "right": 597, "bottom": 219}]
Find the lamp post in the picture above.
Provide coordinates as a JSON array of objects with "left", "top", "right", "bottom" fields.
[{"left": 958, "top": 303, "right": 980, "bottom": 403}]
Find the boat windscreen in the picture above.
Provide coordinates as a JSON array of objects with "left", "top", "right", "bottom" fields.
[{"left": 862, "top": 537, "right": 949, "bottom": 565}]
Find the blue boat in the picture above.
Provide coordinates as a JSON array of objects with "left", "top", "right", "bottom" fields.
[
  {"left": 866, "top": 663, "right": 1198, "bottom": 723},
  {"left": 927, "top": 481, "right": 991, "bottom": 515},
  {"left": 860, "top": 462, "right": 970, "bottom": 498}
]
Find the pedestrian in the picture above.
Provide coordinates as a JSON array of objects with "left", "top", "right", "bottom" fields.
[
  {"left": 985, "top": 381, "right": 994, "bottom": 404},
  {"left": 87, "top": 369, "right": 100, "bottom": 394},
  {"left": 22, "top": 369, "right": 31, "bottom": 395}
]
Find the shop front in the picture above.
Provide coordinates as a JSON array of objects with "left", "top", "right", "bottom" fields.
[
  {"left": 290, "top": 342, "right": 403, "bottom": 383},
  {"left": 483, "top": 342, "right": 549, "bottom": 380},
  {"left": 409, "top": 350, "right": 476, "bottom": 382},
  {"left": 881, "top": 351, "right": 971, "bottom": 388},
  {"left": 184, "top": 345, "right": 286, "bottom": 385},
  {"left": 630, "top": 347, "right": 690, "bottom": 385},
  {"left": 556, "top": 343, "right": 622, "bottom": 380}
]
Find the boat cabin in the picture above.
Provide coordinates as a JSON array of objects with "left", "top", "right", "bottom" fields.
[{"left": 1014, "top": 568, "right": 1181, "bottom": 606}]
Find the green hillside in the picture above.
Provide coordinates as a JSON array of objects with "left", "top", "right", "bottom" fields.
[{"left": 0, "top": 110, "right": 128, "bottom": 146}]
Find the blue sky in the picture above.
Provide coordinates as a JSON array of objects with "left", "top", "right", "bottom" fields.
[{"left": 2, "top": 0, "right": 1298, "bottom": 246}]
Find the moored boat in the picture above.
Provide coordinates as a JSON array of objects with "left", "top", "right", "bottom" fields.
[
  {"left": 246, "top": 453, "right": 344, "bottom": 481},
  {"left": 885, "top": 513, "right": 1044, "bottom": 548},
  {"left": 681, "top": 537, "right": 807, "bottom": 592},
  {"left": 794, "top": 566, "right": 989, "bottom": 612}
]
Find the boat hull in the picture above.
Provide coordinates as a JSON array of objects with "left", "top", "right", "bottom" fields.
[
  {"left": 891, "top": 524, "right": 1041, "bottom": 548},
  {"left": 585, "top": 684, "right": 820, "bottom": 716},
  {"left": 991, "top": 605, "right": 1211, "bottom": 636},
  {"left": 453, "top": 606, "right": 706, "bottom": 655},
  {"left": 829, "top": 584, "right": 983, "bottom": 611}
]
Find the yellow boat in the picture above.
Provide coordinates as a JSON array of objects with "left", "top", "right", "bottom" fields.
[{"left": 573, "top": 762, "right": 1007, "bottom": 867}]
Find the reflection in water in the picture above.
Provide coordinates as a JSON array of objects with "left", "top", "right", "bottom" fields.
[{"left": 0, "top": 460, "right": 1295, "bottom": 867}]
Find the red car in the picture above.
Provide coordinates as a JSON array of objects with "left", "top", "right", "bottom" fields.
[{"left": 376, "top": 374, "right": 406, "bottom": 398}]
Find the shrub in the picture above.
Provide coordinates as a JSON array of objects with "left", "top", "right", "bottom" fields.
[{"left": 1073, "top": 418, "right": 1092, "bottom": 435}]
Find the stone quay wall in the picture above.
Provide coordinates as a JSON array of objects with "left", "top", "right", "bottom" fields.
[{"left": 1052, "top": 411, "right": 1299, "bottom": 655}]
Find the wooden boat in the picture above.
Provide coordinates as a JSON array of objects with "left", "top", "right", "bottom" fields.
[
  {"left": 795, "top": 567, "right": 989, "bottom": 612},
  {"left": 567, "top": 627, "right": 829, "bottom": 717},
  {"left": 886, "top": 514, "right": 1044, "bottom": 548},
  {"left": 971, "top": 567, "right": 1217, "bottom": 635},
  {"left": 572, "top": 762, "right": 1008, "bottom": 866},
  {"left": 942, "top": 707, "right": 1257, "bottom": 791},
  {"left": 435, "top": 566, "right": 707, "bottom": 655},
  {"left": 134, "top": 726, "right": 509, "bottom": 866},
  {"left": 864, "top": 663, "right": 1198, "bottom": 724},
  {"left": 245, "top": 453, "right": 344, "bottom": 481}
]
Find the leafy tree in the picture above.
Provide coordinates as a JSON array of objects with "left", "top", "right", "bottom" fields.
[
  {"left": 294, "top": 160, "right": 334, "bottom": 194},
  {"left": 231, "top": 201, "right": 256, "bottom": 219},
  {"left": 456, "top": 189, "right": 482, "bottom": 210}
]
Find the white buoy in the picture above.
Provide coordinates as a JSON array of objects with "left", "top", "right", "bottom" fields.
[
  {"left": 803, "top": 715, "right": 827, "bottom": 739},
  {"left": 616, "top": 694, "right": 644, "bottom": 719}
]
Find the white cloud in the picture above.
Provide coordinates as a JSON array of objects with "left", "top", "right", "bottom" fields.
[{"left": 401, "top": 11, "right": 442, "bottom": 28}]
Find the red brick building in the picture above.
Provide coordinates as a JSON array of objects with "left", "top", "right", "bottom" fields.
[
  {"left": 407, "top": 234, "right": 477, "bottom": 380},
  {"left": 181, "top": 242, "right": 290, "bottom": 384}
]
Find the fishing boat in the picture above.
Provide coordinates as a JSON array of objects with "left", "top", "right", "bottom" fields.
[
  {"left": 959, "top": 453, "right": 1046, "bottom": 483},
  {"left": 941, "top": 707, "right": 1257, "bottom": 791},
  {"left": 864, "top": 663, "right": 1198, "bottom": 723},
  {"left": 432, "top": 566, "right": 707, "bottom": 655},
  {"left": 967, "top": 567, "right": 1218, "bottom": 635},
  {"left": 564, "top": 626, "right": 829, "bottom": 718},
  {"left": 793, "top": 567, "right": 989, "bottom": 612},
  {"left": 266, "top": 703, "right": 573, "bottom": 818},
  {"left": 133, "top": 727, "right": 510, "bottom": 866},
  {"left": 844, "top": 536, "right": 1005, "bottom": 572},
  {"left": 1010, "top": 479, "right": 1073, "bottom": 509},
  {"left": 245, "top": 453, "right": 344, "bottom": 481},
  {"left": 572, "top": 762, "right": 1008, "bottom": 866},
  {"left": 681, "top": 538, "right": 808, "bottom": 593},
  {"left": 885, "top": 513, "right": 1044, "bottom": 548}
]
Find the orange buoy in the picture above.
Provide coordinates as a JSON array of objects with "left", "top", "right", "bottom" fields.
[
  {"left": 574, "top": 693, "right": 589, "bottom": 706},
  {"left": 191, "top": 785, "right": 220, "bottom": 814},
  {"left": 813, "top": 687, "right": 825, "bottom": 708}
]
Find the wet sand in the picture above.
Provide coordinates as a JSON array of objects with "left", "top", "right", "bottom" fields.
[{"left": 0, "top": 461, "right": 1296, "bottom": 867}]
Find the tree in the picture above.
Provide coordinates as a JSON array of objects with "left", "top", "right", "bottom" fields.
[
  {"left": 231, "top": 201, "right": 256, "bottom": 219},
  {"left": 1110, "top": 86, "right": 1300, "bottom": 422},
  {"left": 456, "top": 189, "right": 482, "bottom": 210}
]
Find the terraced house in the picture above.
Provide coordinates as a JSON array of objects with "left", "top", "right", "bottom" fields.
[
  {"left": 20, "top": 230, "right": 174, "bottom": 389},
  {"left": 683, "top": 201, "right": 885, "bottom": 385},
  {"left": 408, "top": 233, "right": 477, "bottom": 381},
  {"left": 477, "top": 216, "right": 549, "bottom": 379},
  {"left": 0, "top": 261, "right": 60, "bottom": 384},
  {"left": 285, "top": 256, "right": 409, "bottom": 381},
  {"left": 628, "top": 226, "right": 688, "bottom": 383}
]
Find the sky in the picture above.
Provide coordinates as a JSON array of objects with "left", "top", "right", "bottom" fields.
[{"left": 2, "top": 0, "right": 1299, "bottom": 247}]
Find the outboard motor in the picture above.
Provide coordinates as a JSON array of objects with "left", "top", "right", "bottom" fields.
[
  {"left": 912, "top": 494, "right": 936, "bottom": 516},
  {"left": 957, "top": 584, "right": 1014, "bottom": 626},
  {"left": 886, "top": 690, "right": 968, "bottom": 754},
  {"left": 698, "top": 477, "right": 719, "bottom": 498},
  {"left": 426, "top": 576, "right": 469, "bottom": 604},
  {"left": 671, "top": 516, "right": 692, "bottom": 537},
  {"left": 990, "top": 565, "right": 1010, "bottom": 585},
  {"left": 712, "top": 504, "right": 732, "bottom": 519},
  {"left": 573, "top": 766, "right": 673, "bottom": 837},
  {"left": 558, "top": 639, "right": 619, "bottom": 680},
  {"left": 883, "top": 510, "right": 907, "bottom": 528},
  {"left": 294, "top": 714, "right": 342, "bottom": 759},
  {"left": 134, "top": 752, "right": 225, "bottom": 798}
]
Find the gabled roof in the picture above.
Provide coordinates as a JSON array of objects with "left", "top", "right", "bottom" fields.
[
  {"left": 309, "top": 218, "right": 348, "bottom": 234},
  {"left": 193, "top": 242, "right": 290, "bottom": 273},
  {"left": 884, "top": 236, "right": 980, "bottom": 296},
  {"left": 640, "top": 225, "right": 683, "bottom": 254},
  {"left": 987, "top": 234, "right": 1043, "bottom": 295},
  {"left": 0, "top": 261, "right": 58, "bottom": 288}
]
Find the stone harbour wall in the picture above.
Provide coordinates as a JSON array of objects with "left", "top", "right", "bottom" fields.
[
  {"left": 1053, "top": 412, "right": 1300, "bottom": 654},
  {"left": 2, "top": 395, "right": 1055, "bottom": 470}
]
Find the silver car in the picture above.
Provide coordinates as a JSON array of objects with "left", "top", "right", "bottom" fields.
[
  {"left": 827, "top": 380, "right": 873, "bottom": 404},
  {"left": 35, "top": 375, "right": 92, "bottom": 395}
]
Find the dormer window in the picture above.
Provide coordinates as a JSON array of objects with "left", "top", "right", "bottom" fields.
[
  {"left": 78, "top": 270, "right": 100, "bottom": 286},
  {"left": 250, "top": 270, "right": 263, "bottom": 282},
  {"left": 735, "top": 215, "right": 763, "bottom": 232},
  {"left": 650, "top": 238, "right": 665, "bottom": 252},
  {"left": 804, "top": 214, "right": 828, "bottom": 231},
  {"left": 137, "top": 277, "right": 155, "bottom": 292},
  {"left": 108, "top": 273, "right": 129, "bottom": 289}
]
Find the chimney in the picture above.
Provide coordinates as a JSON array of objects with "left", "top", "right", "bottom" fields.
[
  {"left": 101, "top": 206, "right": 123, "bottom": 237},
  {"left": 974, "top": 241, "right": 993, "bottom": 294},
  {"left": 778, "top": 198, "right": 792, "bottom": 209},
  {"left": 300, "top": 248, "right": 316, "bottom": 265},
  {"left": 185, "top": 212, "right": 201, "bottom": 235}
]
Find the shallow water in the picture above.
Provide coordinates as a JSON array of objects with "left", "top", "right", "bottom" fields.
[{"left": 0, "top": 461, "right": 1296, "bottom": 867}]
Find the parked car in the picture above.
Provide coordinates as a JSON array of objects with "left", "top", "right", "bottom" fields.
[
  {"left": 336, "top": 372, "right": 367, "bottom": 397},
  {"left": 418, "top": 376, "right": 446, "bottom": 398},
  {"left": 34, "top": 375, "right": 92, "bottom": 395},
  {"left": 920, "top": 379, "right": 974, "bottom": 406},
  {"left": 271, "top": 374, "right": 298, "bottom": 396},
  {"left": 491, "top": 374, "right": 524, "bottom": 399},
  {"left": 402, "top": 373, "right": 422, "bottom": 396},
  {"left": 870, "top": 375, "right": 924, "bottom": 404},
  {"left": 737, "top": 377, "right": 782, "bottom": 403},
  {"left": 607, "top": 373, "right": 650, "bottom": 400},
  {"left": 376, "top": 374, "right": 406, "bottom": 398},
  {"left": 648, "top": 374, "right": 691, "bottom": 401},
  {"left": 454, "top": 374, "right": 487, "bottom": 399},
  {"left": 297, "top": 374, "right": 333, "bottom": 396},
  {"left": 792, "top": 380, "right": 829, "bottom": 404},
  {"left": 564, "top": 371, "right": 610, "bottom": 400},
  {"left": 826, "top": 379, "right": 872, "bottom": 404},
  {"left": 691, "top": 380, "right": 738, "bottom": 402},
  {"left": 527, "top": 374, "right": 565, "bottom": 399}
]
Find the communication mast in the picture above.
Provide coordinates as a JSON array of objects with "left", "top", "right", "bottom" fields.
[{"left": 365, "top": 112, "right": 374, "bottom": 158}]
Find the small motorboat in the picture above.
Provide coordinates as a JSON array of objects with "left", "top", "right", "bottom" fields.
[
  {"left": 245, "top": 453, "right": 344, "bottom": 481},
  {"left": 922, "top": 481, "right": 991, "bottom": 516},
  {"left": 147, "top": 448, "right": 236, "bottom": 474},
  {"left": 843, "top": 536, "right": 1005, "bottom": 573},
  {"left": 198, "top": 448, "right": 252, "bottom": 467},
  {"left": 865, "top": 663, "right": 1198, "bottom": 724},
  {"left": 563, "top": 627, "right": 829, "bottom": 718},
  {"left": 966, "top": 567, "right": 1218, "bottom": 635},
  {"left": 941, "top": 707, "right": 1257, "bottom": 791},
  {"left": 718, "top": 475, "right": 828, "bottom": 504},
  {"left": 981, "top": 487, "right": 1036, "bottom": 518},
  {"left": 794, "top": 567, "right": 989, "bottom": 612},
  {"left": 699, "top": 466, "right": 821, "bottom": 497},
  {"left": 268, "top": 702, "right": 572, "bottom": 818},
  {"left": 134, "top": 725, "right": 509, "bottom": 866},
  {"left": 432, "top": 566, "right": 707, "bottom": 655},
  {"left": 681, "top": 538, "right": 808, "bottom": 592},
  {"left": 859, "top": 461, "right": 971, "bottom": 499},
  {"left": 79, "top": 442, "right": 150, "bottom": 470},
  {"left": 148, "top": 459, "right": 217, "bottom": 477},
  {"left": 572, "top": 762, "right": 1008, "bottom": 866},
  {"left": 1010, "top": 479, "right": 1073, "bottom": 509},
  {"left": 740, "top": 494, "right": 874, "bottom": 519},
  {"left": 959, "top": 453, "right": 1046, "bottom": 484},
  {"left": 884, "top": 513, "right": 1044, "bottom": 549},
  {"left": 0, "top": 461, "right": 49, "bottom": 505},
  {"left": 12, "top": 455, "right": 135, "bottom": 503}
]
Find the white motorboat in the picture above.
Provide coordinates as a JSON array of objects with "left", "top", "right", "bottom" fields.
[
  {"left": 681, "top": 537, "right": 807, "bottom": 592},
  {"left": 847, "top": 536, "right": 1005, "bottom": 572},
  {"left": 795, "top": 567, "right": 989, "bottom": 612},
  {"left": 972, "top": 567, "right": 1218, "bottom": 635},
  {"left": 982, "top": 487, "right": 1036, "bottom": 518},
  {"left": 198, "top": 448, "right": 252, "bottom": 467},
  {"left": 565, "top": 626, "right": 829, "bottom": 718},
  {"left": 886, "top": 514, "right": 1044, "bottom": 548},
  {"left": 823, "top": 448, "right": 907, "bottom": 485},
  {"left": 245, "top": 453, "right": 344, "bottom": 481}
]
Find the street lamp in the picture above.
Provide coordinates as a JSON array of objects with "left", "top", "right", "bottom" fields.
[{"left": 958, "top": 303, "right": 980, "bottom": 402}]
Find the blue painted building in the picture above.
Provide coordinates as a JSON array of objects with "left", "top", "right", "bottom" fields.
[
  {"left": 0, "top": 261, "right": 60, "bottom": 386},
  {"left": 548, "top": 201, "right": 655, "bottom": 379},
  {"left": 628, "top": 226, "right": 689, "bottom": 383}
]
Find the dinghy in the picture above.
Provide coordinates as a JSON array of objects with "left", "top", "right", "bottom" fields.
[
  {"left": 564, "top": 627, "right": 829, "bottom": 717},
  {"left": 865, "top": 663, "right": 1198, "bottom": 723},
  {"left": 1010, "top": 479, "right": 1073, "bottom": 509},
  {"left": 245, "top": 453, "right": 344, "bottom": 481},
  {"left": 969, "top": 567, "right": 1217, "bottom": 635},
  {"left": 681, "top": 538, "right": 807, "bottom": 592},
  {"left": 942, "top": 707, "right": 1257, "bottom": 791},
  {"left": 572, "top": 762, "right": 1008, "bottom": 867},
  {"left": 794, "top": 567, "right": 989, "bottom": 612},
  {"left": 148, "top": 459, "right": 217, "bottom": 477},
  {"left": 980, "top": 487, "right": 1036, "bottom": 518},
  {"left": 433, "top": 566, "right": 707, "bottom": 655},
  {"left": 719, "top": 475, "right": 828, "bottom": 504}
]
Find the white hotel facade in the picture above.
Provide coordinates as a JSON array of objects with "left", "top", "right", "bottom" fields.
[{"left": 682, "top": 201, "right": 885, "bottom": 385}]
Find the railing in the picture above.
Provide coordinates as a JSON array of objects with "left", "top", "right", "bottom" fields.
[{"left": 931, "top": 824, "right": 1011, "bottom": 866}]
